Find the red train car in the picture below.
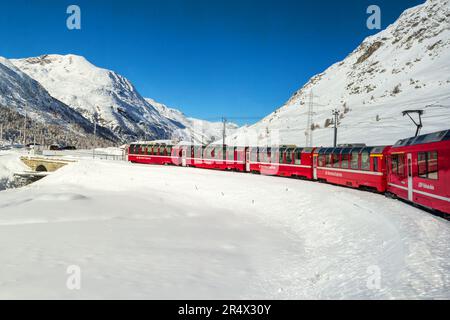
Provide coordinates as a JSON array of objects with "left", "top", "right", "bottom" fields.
[
  {"left": 178, "top": 145, "right": 248, "bottom": 171},
  {"left": 386, "top": 130, "right": 450, "bottom": 215},
  {"left": 313, "top": 146, "right": 390, "bottom": 192},
  {"left": 248, "top": 146, "right": 315, "bottom": 179},
  {"left": 128, "top": 143, "right": 178, "bottom": 165}
]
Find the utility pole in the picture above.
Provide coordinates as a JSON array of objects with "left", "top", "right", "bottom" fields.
[
  {"left": 0, "top": 123, "right": 3, "bottom": 143},
  {"left": 222, "top": 117, "right": 227, "bottom": 147},
  {"left": 305, "top": 91, "right": 314, "bottom": 147},
  {"left": 93, "top": 112, "right": 97, "bottom": 159},
  {"left": 332, "top": 109, "right": 340, "bottom": 147},
  {"left": 23, "top": 104, "right": 27, "bottom": 145}
]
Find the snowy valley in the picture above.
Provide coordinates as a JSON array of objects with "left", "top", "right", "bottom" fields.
[
  {"left": 0, "top": 149, "right": 449, "bottom": 299},
  {"left": 0, "top": 0, "right": 449, "bottom": 301}
]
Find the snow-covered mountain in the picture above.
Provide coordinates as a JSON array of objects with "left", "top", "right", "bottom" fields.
[
  {"left": 0, "top": 56, "right": 114, "bottom": 142},
  {"left": 11, "top": 54, "right": 239, "bottom": 144},
  {"left": 145, "top": 98, "right": 239, "bottom": 144},
  {"left": 227, "top": 0, "right": 450, "bottom": 147},
  {"left": 11, "top": 54, "right": 180, "bottom": 142}
]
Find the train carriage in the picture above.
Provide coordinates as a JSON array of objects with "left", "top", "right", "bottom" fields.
[
  {"left": 128, "top": 143, "right": 177, "bottom": 165},
  {"left": 386, "top": 130, "right": 450, "bottom": 215},
  {"left": 248, "top": 146, "right": 315, "bottom": 179},
  {"left": 177, "top": 144, "right": 248, "bottom": 171},
  {"left": 314, "top": 146, "right": 390, "bottom": 192}
]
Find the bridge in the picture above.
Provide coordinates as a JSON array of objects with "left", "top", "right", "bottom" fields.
[{"left": 20, "top": 156, "right": 76, "bottom": 172}]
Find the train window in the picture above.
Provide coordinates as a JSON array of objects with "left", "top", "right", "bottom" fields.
[
  {"left": 217, "top": 147, "right": 224, "bottom": 159},
  {"left": 361, "top": 152, "right": 370, "bottom": 171},
  {"left": 236, "top": 150, "right": 241, "bottom": 162},
  {"left": 351, "top": 152, "right": 359, "bottom": 169},
  {"left": 167, "top": 146, "right": 172, "bottom": 156},
  {"left": 317, "top": 154, "right": 325, "bottom": 167},
  {"left": 325, "top": 154, "right": 331, "bottom": 167},
  {"left": 428, "top": 151, "right": 438, "bottom": 179},
  {"left": 227, "top": 147, "right": 235, "bottom": 161},
  {"left": 444, "top": 130, "right": 450, "bottom": 141},
  {"left": 285, "top": 150, "right": 293, "bottom": 164},
  {"left": 279, "top": 149, "right": 285, "bottom": 163},
  {"left": 391, "top": 154, "right": 405, "bottom": 177},
  {"left": 342, "top": 154, "right": 350, "bottom": 169},
  {"left": 373, "top": 158, "right": 379, "bottom": 172},
  {"left": 258, "top": 148, "right": 265, "bottom": 163},
  {"left": 193, "top": 146, "right": 201, "bottom": 158},
  {"left": 270, "top": 148, "right": 278, "bottom": 163},
  {"left": 332, "top": 154, "right": 340, "bottom": 168},
  {"left": 398, "top": 155, "right": 405, "bottom": 177},
  {"left": 371, "top": 146, "right": 385, "bottom": 154},
  {"left": 318, "top": 155, "right": 326, "bottom": 167},
  {"left": 391, "top": 156, "right": 398, "bottom": 174},
  {"left": 418, "top": 153, "right": 427, "bottom": 177},
  {"left": 418, "top": 151, "right": 438, "bottom": 180},
  {"left": 294, "top": 150, "right": 302, "bottom": 165},
  {"left": 251, "top": 148, "right": 258, "bottom": 162}
]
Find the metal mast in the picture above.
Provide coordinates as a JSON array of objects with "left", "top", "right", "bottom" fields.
[
  {"left": 305, "top": 91, "right": 314, "bottom": 147},
  {"left": 222, "top": 117, "right": 227, "bottom": 147},
  {"left": 332, "top": 109, "right": 341, "bottom": 147}
]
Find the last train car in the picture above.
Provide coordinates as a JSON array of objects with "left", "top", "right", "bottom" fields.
[{"left": 386, "top": 129, "right": 450, "bottom": 215}]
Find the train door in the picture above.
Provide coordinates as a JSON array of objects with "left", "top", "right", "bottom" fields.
[
  {"left": 245, "top": 148, "right": 250, "bottom": 172},
  {"left": 313, "top": 154, "right": 318, "bottom": 180},
  {"left": 181, "top": 148, "right": 187, "bottom": 167},
  {"left": 407, "top": 153, "right": 413, "bottom": 201}
]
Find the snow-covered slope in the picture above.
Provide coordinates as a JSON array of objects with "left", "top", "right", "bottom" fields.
[
  {"left": 11, "top": 54, "right": 182, "bottom": 142},
  {"left": 0, "top": 151, "right": 27, "bottom": 190},
  {"left": 228, "top": 0, "right": 450, "bottom": 147},
  {"left": 145, "top": 98, "right": 239, "bottom": 144},
  {"left": 0, "top": 155, "right": 448, "bottom": 298},
  {"left": 0, "top": 56, "right": 100, "bottom": 135}
]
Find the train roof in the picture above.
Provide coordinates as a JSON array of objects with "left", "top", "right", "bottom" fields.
[
  {"left": 316, "top": 146, "right": 389, "bottom": 154},
  {"left": 392, "top": 129, "right": 450, "bottom": 148}
]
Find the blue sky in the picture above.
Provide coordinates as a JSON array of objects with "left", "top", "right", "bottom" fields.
[{"left": 1, "top": 0, "right": 423, "bottom": 124}]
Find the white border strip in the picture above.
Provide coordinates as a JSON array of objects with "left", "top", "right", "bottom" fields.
[
  {"left": 388, "top": 183, "right": 450, "bottom": 202},
  {"left": 317, "top": 167, "right": 383, "bottom": 176}
]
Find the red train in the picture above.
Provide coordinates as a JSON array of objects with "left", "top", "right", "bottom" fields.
[{"left": 127, "top": 129, "right": 450, "bottom": 216}]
